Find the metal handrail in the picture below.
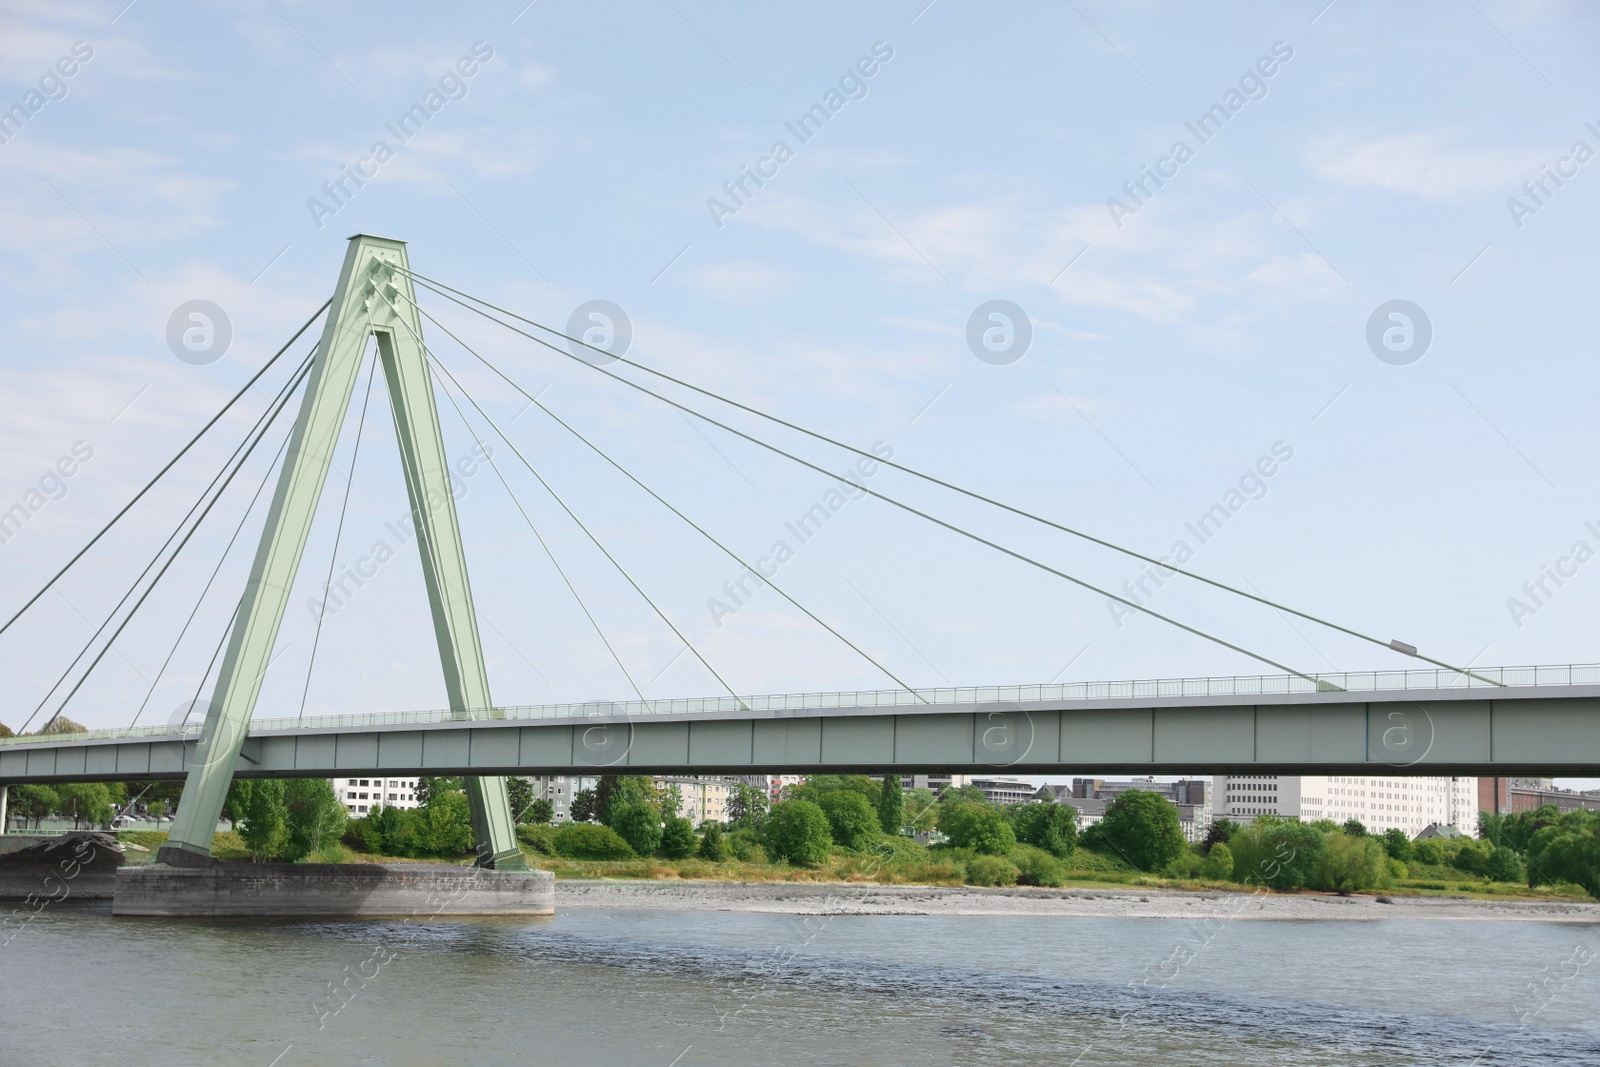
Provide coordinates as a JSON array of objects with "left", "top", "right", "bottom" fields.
[{"left": 3, "top": 662, "right": 1593, "bottom": 748}]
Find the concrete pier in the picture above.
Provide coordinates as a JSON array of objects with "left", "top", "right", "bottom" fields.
[
  {"left": 113, "top": 862, "right": 554, "bottom": 918},
  {"left": 0, "top": 832, "right": 124, "bottom": 900}
]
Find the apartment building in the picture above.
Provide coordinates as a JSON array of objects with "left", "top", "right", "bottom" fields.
[
  {"left": 1213, "top": 775, "right": 1479, "bottom": 837},
  {"left": 654, "top": 776, "right": 731, "bottom": 824},
  {"left": 1480, "top": 777, "right": 1600, "bottom": 815},
  {"left": 333, "top": 777, "right": 420, "bottom": 816}
]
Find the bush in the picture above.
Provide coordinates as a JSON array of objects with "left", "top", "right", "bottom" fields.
[
  {"left": 343, "top": 817, "right": 383, "bottom": 853},
  {"left": 763, "top": 800, "right": 833, "bottom": 866},
  {"left": 727, "top": 827, "right": 766, "bottom": 862},
  {"left": 1412, "top": 838, "right": 1447, "bottom": 866},
  {"left": 1452, "top": 839, "right": 1492, "bottom": 875},
  {"left": 697, "top": 821, "right": 729, "bottom": 861},
  {"left": 554, "top": 822, "right": 635, "bottom": 860},
  {"left": 1202, "top": 842, "right": 1234, "bottom": 880},
  {"left": 938, "top": 801, "right": 1016, "bottom": 856},
  {"left": 517, "top": 823, "right": 559, "bottom": 856},
  {"left": 1009, "top": 802, "right": 1078, "bottom": 858},
  {"left": 819, "top": 791, "right": 880, "bottom": 851},
  {"left": 965, "top": 854, "right": 1019, "bottom": 887},
  {"left": 1011, "top": 844, "right": 1065, "bottom": 887},
  {"left": 1311, "top": 832, "right": 1386, "bottom": 894},
  {"left": 1385, "top": 857, "right": 1408, "bottom": 884},
  {"left": 659, "top": 816, "right": 696, "bottom": 859},
  {"left": 609, "top": 801, "right": 663, "bottom": 858}
]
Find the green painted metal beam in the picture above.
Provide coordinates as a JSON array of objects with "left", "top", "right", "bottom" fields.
[{"left": 158, "top": 235, "right": 524, "bottom": 869}]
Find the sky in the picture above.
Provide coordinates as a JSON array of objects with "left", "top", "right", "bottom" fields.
[{"left": 0, "top": 1, "right": 1597, "bottom": 791}]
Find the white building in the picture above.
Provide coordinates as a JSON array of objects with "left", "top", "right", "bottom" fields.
[
  {"left": 333, "top": 777, "right": 420, "bottom": 816},
  {"left": 1213, "top": 775, "right": 1478, "bottom": 837}
]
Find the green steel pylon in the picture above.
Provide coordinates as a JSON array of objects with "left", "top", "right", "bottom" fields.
[{"left": 158, "top": 235, "right": 526, "bottom": 870}]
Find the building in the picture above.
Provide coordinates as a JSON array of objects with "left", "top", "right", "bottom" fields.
[
  {"left": 1480, "top": 778, "right": 1600, "bottom": 815},
  {"left": 333, "top": 777, "right": 420, "bottom": 816},
  {"left": 1067, "top": 777, "right": 1214, "bottom": 842},
  {"left": 896, "top": 773, "right": 972, "bottom": 794},
  {"left": 970, "top": 777, "right": 1037, "bottom": 806},
  {"left": 526, "top": 775, "right": 590, "bottom": 823},
  {"left": 738, "top": 774, "right": 805, "bottom": 804},
  {"left": 654, "top": 776, "right": 730, "bottom": 825},
  {"left": 1212, "top": 775, "right": 1479, "bottom": 837}
]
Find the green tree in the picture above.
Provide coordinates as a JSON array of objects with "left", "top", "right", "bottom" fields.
[
  {"left": 55, "top": 782, "right": 113, "bottom": 829},
  {"left": 1093, "top": 790, "right": 1186, "bottom": 872},
  {"left": 1412, "top": 837, "right": 1447, "bottom": 866},
  {"left": 1201, "top": 841, "right": 1234, "bottom": 880},
  {"left": 938, "top": 801, "right": 1016, "bottom": 856},
  {"left": 659, "top": 815, "right": 696, "bottom": 858},
  {"left": 0, "top": 721, "right": 13, "bottom": 737},
  {"left": 725, "top": 783, "right": 769, "bottom": 829},
  {"left": 819, "top": 791, "right": 880, "bottom": 851},
  {"left": 281, "top": 778, "right": 347, "bottom": 862},
  {"left": 904, "top": 787, "right": 939, "bottom": 832},
  {"left": 570, "top": 788, "right": 600, "bottom": 823},
  {"left": 763, "top": 799, "right": 832, "bottom": 865},
  {"left": 523, "top": 798, "right": 554, "bottom": 825},
  {"left": 1203, "top": 818, "right": 1237, "bottom": 852},
  {"left": 1009, "top": 802, "right": 1078, "bottom": 858},
  {"left": 1486, "top": 844, "right": 1526, "bottom": 883},
  {"left": 1381, "top": 827, "right": 1414, "bottom": 861},
  {"left": 1313, "top": 831, "right": 1386, "bottom": 894},
  {"left": 415, "top": 776, "right": 462, "bottom": 807},
  {"left": 506, "top": 777, "right": 535, "bottom": 822},
  {"left": 1452, "top": 839, "right": 1492, "bottom": 875},
  {"left": 697, "top": 821, "right": 729, "bottom": 861},
  {"left": 1526, "top": 811, "right": 1600, "bottom": 896},
  {"left": 877, "top": 773, "right": 905, "bottom": 834},
  {"left": 420, "top": 790, "right": 475, "bottom": 856},
  {"left": 232, "top": 780, "right": 287, "bottom": 858},
  {"left": 660, "top": 785, "right": 684, "bottom": 820},
  {"left": 1341, "top": 818, "right": 1368, "bottom": 837},
  {"left": 610, "top": 800, "right": 663, "bottom": 857},
  {"left": 11, "top": 784, "right": 59, "bottom": 829},
  {"left": 1228, "top": 815, "right": 1325, "bottom": 889}
]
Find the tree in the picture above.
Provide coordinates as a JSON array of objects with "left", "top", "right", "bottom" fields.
[
  {"left": 1228, "top": 815, "right": 1325, "bottom": 889},
  {"left": 697, "top": 821, "right": 729, "bottom": 861},
  {"left": 660, "top": 785, "right": 684, "bottom": 820},
  {"left": 1527, "top": 811, "right": 1600, "bottom": 896},
  {"left": 11, "top": 784, "right": 59, "bottom": 829},
  {"left": 419, "top": 790, "right": 475, "bottom": 856},
  {"left": 281, "top": 778, "right": 347, "bottom": 862},
  {"left": 938, "top": 801, "right": 1016, "bottom": 856},
  {"left": 1381, "top": 827, "right": 1413, "bottom": 861},
  {"left": 0, "top": 721, "right": 13, "bottom": 738},
  {"left": 904, "top": 787, "right": 939, "bottom": 832},
  {"left": 877, "top": 773, "right": 905, "bottom": 834},
  {"left": 570, "top": 788, "right": 601, "bottom": 824},
  {"left": 1009, "top": 802, "right": 1078, "bottom": 859},
  {"left": 506, "top": 777, "right": 535, "bottom": 822},
  {"left": 523, "top": 799, "right": 554, "bottom": 825},
  {"left": 1093, "top": 790, "right": 1186, "bottom": 872},
  {"left": 725, "top": 783, "right": 769, "bottom": 829},
  {"left": 38, "top": 715, "right": 87, "bottom": 735},
  {"left": 1486, "top": 844, "right": 1526, "bottom": 883},
  {"left": 763, "top": 800, "right": 832, "bottom": 865},
  {"left": 1203, "top": 818, "right": 1237, "bottom": 853},
  {"left": 232, "top": 780, "right": 287, "bottom": 858},
  {"left": 55, "top": 782, "right": 113, "bottom": 829},
  {"left": 610, "top": 801, "right": 663, "bottom": 857},
  {"left": 1312, "top": 831, "right": 1386, "bottom": 894},
  {"left": 819, "top": 791, "right": 880, "bottom": 851},
  {"left": 659, "top": 816, "right": 696, "bottom": 859},
  {"left": 1341, "top": 819, "right": 1368, "bottom": 837},
  {"left": 415, "top": 776, "right": 462, "bottom": 807},
  {"left": 1452, "top": 839, "right": 1492, "bottom": 875}
]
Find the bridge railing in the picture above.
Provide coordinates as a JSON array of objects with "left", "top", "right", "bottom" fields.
[{"left": 4, "top": 663, "right": 1595, "bottom": 748}]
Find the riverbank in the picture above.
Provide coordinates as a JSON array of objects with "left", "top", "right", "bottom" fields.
[{"left": 555, "top": 879, "right": 1600, "bottom": 921}]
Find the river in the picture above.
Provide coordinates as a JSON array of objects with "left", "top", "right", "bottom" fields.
[{"left": 3, "top": 901, "right": 1597, "bottom": 1065}]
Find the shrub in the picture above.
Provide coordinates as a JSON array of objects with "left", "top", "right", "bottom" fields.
[
  {"left": 554, "top": 822, "right": 635, "bottom": 860},
  {"left": 1092, "top": 790, "right": 1186, "bottom": 872},
  {"left": 609, "top": 801, "right": 664, "bottom": 858},
  {"left": 517, "top": 823, "right": 559, "bottom": 856},
  {"left": 1311, "top": 832, "right": 1386, "bottom": 894},
  {"left": 1009, "top": 802, "right": 1078, "bottom": 858},
  {"left": 1412, "top": 838, "right": 1447, "bottom": 866},
  {"left": 727, "top": 827, "right": 766, "bottom": 862},
  {"left": 343, "top": 817, "right": 383, "bottom": 853},
  {"left": 965, "top": 854, "right": 1019, "bottom": 887},
  {"left": 1384, "top": 857, "right": 1408, "bottom": 884},
  {"left": 659, "top": 816, "right": 696, "bottom": 859},
  {"left": 697, "top": 821, "right": 729, "bottom": 861},
  {"left": 1229, "top": 815, "right": 1325, "bottom": 889},
  {"left": 1011, "top": 844, "right": 1065, "bottom": 887},
  {"left": 938, "top": 801, "right": 1016, "bottom": 856},
  {"left": 1452, "top": 839, "right": 1492, "bottom": 875},
  {"left": 763, "top": 800, "right": 833, "bottom": 866},
  {"left": 1201, "top": 841, "right": 1234, "bottom": 880}
]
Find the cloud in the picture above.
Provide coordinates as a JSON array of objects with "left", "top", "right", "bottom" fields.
[
  {"left": 677, "top": 261, "right": 795, "bottom": 302},
  {"left": 1305, "top": 131, "right": 1533, "bottom": 202}
]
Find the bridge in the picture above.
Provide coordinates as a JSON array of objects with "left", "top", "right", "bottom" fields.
[
  {"left": 5, "top": 664, "right": 1598, "bottom": 782},
  {"left": 1, "top": 234, "right": 1593, "bottom": 871}
]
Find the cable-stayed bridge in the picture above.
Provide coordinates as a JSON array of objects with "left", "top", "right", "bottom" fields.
[{"left": 1, "top": 235, "right": 1592, "bottom": 869}]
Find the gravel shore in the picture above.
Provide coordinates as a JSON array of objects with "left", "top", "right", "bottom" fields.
[{"left": 555, "top": 879, "right": 1600, "bottom": 922}]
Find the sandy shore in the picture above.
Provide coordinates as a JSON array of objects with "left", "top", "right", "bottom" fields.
[{"left": 554, "top": 879, "right": 1600, "bottom": 922}]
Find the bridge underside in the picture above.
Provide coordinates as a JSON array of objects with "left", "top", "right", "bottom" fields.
[{"left": 6, "top": 690, "right": 1599, "bottom": 783}]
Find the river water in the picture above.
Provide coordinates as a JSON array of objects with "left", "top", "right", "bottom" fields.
[{"left": 3, "top": 901, "right": 1597, "bottom": 1066}]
